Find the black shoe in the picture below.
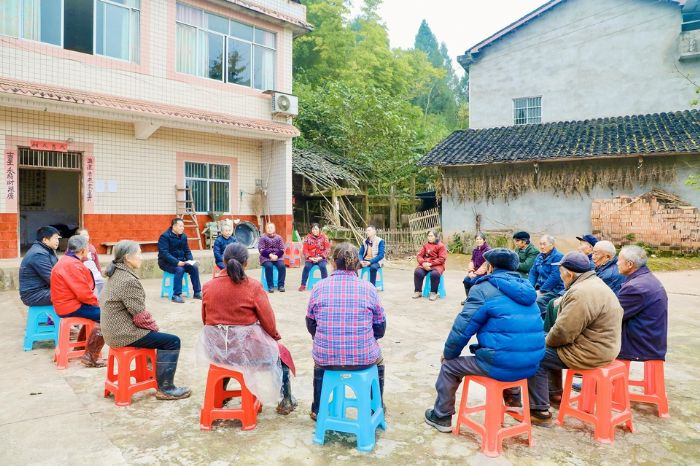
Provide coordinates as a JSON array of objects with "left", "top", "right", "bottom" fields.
[
  {"left": 504, "top": 394, "right": 522, "bottom": 408},
  {"left": 268, "top": 288, "right": 274, "bottom": 294},
  {"left": 171, "top": 295, "right": 184, "bottom": 304},
  {"left": 530, "top": 409, "right": 553, "bottom": 426},
  {"left": 424, "top": 409, "right": 452, "bottom": 433},
  {"left": 278, "top": 286, "right": 285, "bottom": 292},
  {"left": 572, "top": 382, "right": 582, "bottom": 392},
  {"left": 155, "top": 349, "right": 191, "bottom": 400},
  {"left": 193, "top": 292, "right": 202, "bottom": 300}
]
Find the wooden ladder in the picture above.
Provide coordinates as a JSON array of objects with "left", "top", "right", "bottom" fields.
[{"left": 175, "top": 186, "right": 203, "bottom": 250}]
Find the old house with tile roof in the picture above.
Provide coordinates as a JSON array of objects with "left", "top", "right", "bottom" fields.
[
  {"left": 0, "top": 0, "right": 311, "bottom": 258},
  {"left": 420, "top": 0, "right": 700, "bottom": 243}
]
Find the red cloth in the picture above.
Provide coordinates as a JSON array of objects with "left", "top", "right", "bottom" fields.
[
  {"left": 50, "top": 255, "right": 98, "bottom": 316},
  {"left": 201, "top": 272, "right": 281, "bottom": 341},
  {"left": 416, "top": 241, "right": 448, "bottom": 274},
  {"left": 302, "top": 233, "right": 331, "bottom": 262},
  {"left": 278, "top": 343, "right": 296, "bottom": 376},
  {"left": 88, "top": 243, "right": 102, "bottom": 273},
  {"left": 133, "top": 311, "right": 159, "bottom": 332}
]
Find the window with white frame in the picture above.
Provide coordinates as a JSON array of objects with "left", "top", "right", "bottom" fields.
[
  {"left": 184, "top": 161, "right": 231, "bottom": 213},
  {"left": 176, "top": 2, "right": 276, "bottom": 90},
  {"left": 0, "top": 0, "right": 140, "bottom": 63},
  {"left": 513, "top": 97, "right": 542, "bottom": 125}
]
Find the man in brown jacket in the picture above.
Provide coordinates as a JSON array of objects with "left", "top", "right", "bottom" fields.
[{"left": 527, "top": 251, "right": 623, "bottom": 425}]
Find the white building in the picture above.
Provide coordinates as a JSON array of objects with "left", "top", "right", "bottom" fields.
[{"left": 0, "top": 0, "right": 311, "bottom": 258}]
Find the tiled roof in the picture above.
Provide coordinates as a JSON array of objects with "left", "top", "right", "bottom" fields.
[
  {"left": 0, "top": 77, "right": 299, "bottom": 138},
  {"left": 419, "top": 110, "right": 700, "bottom": 167},
  {"left": 224, "top": 0, "right": 313, "bottom": 34}
]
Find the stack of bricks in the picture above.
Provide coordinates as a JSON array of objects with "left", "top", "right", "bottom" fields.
[{"left": 591, "top": 190, "right": 700, "bottom": 253}]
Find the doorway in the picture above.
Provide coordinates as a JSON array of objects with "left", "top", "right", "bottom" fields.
[{"left": 18, "top": 148, "right": 82, "bottom": 253}]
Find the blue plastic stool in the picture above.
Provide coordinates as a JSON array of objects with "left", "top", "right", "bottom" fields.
[
  {"left": 305, "top": 265, "right": 323, "bottom": 290},
  {"left": 359, "top": 266, "right": 384, "bottom": 291},
  {"left": 24, "top": 305, "right": 60, "bottom": 351},
  {"left": 422, "top": 273, "right": 446, "bottom": 298},
  {"left": 160, "top": 272, "right": 190, "bottom": 299},
  {"left": 261, "top": 266, "right": 279, "bottom": 292},
  {"left": 313, "top": 365, "right": 386, "bottom": 452}
]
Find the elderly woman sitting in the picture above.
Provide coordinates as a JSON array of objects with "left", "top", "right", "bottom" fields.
[
  {"left": 101, "top": 240, "right": 191, "bottom": 400},
  {"left": 213, "top": 221, "right": 238, "bottom": 271},
  {"left": 198, "top": 243, "right": 296, "bottom": 414},
  {"left": 413, "top": 230, "right": 448, "bottom": 301},
  {"left": 462, "top": 232, "right": 491, "bottom": 304},
  {"left": 306, "top": 243, "right": 387, "bottom": 420}
]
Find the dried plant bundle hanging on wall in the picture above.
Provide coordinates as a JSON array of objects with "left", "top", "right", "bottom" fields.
[{"left": 438, "top": 157, "right": 677, "bottom": 202}]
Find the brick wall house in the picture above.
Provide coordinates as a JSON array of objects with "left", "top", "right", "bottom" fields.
[{"left": 0, "top": 0, "right": 311, "bottom": 258}]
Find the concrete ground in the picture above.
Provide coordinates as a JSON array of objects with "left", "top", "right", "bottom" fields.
[{"left": 1, "top": 265, "right": 699, "bottom": 466}]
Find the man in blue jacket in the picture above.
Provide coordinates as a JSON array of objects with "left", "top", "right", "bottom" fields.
[
  {"left": 529, "top": 234, "right": 564, "bottom": 318},
  {"left": 424, "top": 248, "right": 545, "bottom": 432},
  {"left": 213, "top": 221, "right": 238, "bottom": 270},
  {"left": 358, "top": 225, "right": 385, "bottom": 287},
  {"left": 592, "top": 240, "right": 625, "bottom": 295},
  {"left": 617, "top": 245, "right": 668, "bottom": 361},
  {"left": 19, "top": 226, "right": 60, "bottom": 306},
  {"left": 158, "top": 218, "right": 202, "bottom": 303}
]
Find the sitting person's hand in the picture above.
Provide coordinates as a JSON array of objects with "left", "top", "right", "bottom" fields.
[
  {"left": 360, "top": 260, "right": 370, "bottom": 267},
  {"left": 553, "top": 297, "right": 563, "bottom": 307},
  {"left": 467, "top": 272, "right": 476, "bottom": 279},
  {"left": 177, "top": 261, "right": 185, "bottom": 267},
  {"left": 422, "top": 262, "right": 432, "bottom": 270},
  {"left": 270, "top": 254, "right": 278, "bottom": 261}
]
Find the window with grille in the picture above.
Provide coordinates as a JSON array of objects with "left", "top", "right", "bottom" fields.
[
  {"left": 513, "top": 96, "right": 542, "bottom": 125},
  {"left": 184, "top": 161, "right": 230, "bottom": 213}
]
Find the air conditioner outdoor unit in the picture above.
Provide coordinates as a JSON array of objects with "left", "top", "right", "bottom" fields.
[{"left": 269, "top": 92, "right": 299, "bottom": 116}]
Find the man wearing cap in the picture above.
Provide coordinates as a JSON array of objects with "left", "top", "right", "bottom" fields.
[
  {"left": 592, "top": 240, "right": 625, "bottom": 295},
  {"left": 527, "top": 251, "right": 623, "bottom": 425},
  {"left": 425, "top": 248, "right": 545, "bottom": 432},
  {"left": 529, "top": 235, "right": 564, "bottom": 318},
  {"left": 576, "top": 234, "right": 598, "bottom": 270},
  {"left": 512, "top": 231, "right": 539, "bottom": 279},
  {"left": 19, "top": 226, "right": 60, "bottom": 307}
]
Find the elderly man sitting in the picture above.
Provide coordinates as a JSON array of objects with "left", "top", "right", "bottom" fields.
[
  {"left": 424, "top": 248, "right": 545, "bottom": 432},
  {"left": 50, "top": 235, "right": 106, "bottom": 367},
  {"left": 593, "top": 240, "right": 625, "bottom": 295},
  {"left": 527, "top": 251, "right": 623, "bottom": 425},
  {"left": 528, "top": 235, "right": 564, "bottom": 318},
  {"left": 617, "top": 245, "right": 668, "bottom": 362}
]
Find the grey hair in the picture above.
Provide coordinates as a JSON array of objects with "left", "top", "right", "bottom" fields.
[
  {"left": 67, "top": 235, "right": 88, "bottom": 253},
  {"left": 540, "top": 234, "right": 556, "bottom": 245},
  {"left": 220, "top": 222, "right": 233, "bottom": 232},
  {"left": 620, "top": 245, "right": 648, "bottom": 268},
  {"left": 105, "top": 240, "right": 140, "bottom": 277},
  {"left": 594, "top": 240, "right": 617, "bottom": 257}
]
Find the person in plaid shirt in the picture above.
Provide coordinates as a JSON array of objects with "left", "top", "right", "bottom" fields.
[{"left": 306, "top": 242, "right": 387, "bottom": 419}]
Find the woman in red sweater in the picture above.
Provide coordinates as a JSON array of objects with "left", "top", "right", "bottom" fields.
[
  {"left": 413, "top": 230, "right": 448, "bottom": 301},
  {"left": 299, "top": 223, "right": 331, "bottom": 291},
  {"left": 199, "top": 243, "right": 297, "bottom": 414}
]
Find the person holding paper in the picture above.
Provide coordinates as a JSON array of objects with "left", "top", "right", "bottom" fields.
[{"left": 157, "top": 218, "right": 202, "bottom": 303}]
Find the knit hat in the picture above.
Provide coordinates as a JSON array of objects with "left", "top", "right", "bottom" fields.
[
  {"left": 483, "top": 248, "right": 520, "bottom": 271},
  {"left": 575, "top": 234, "right": 598, "bottom": 247},
  {"left": 512, "top": 231, "right": 530, "bottom": 241},
  {"left": 554, "top": 252, "right": 591, "bottom": 273}
]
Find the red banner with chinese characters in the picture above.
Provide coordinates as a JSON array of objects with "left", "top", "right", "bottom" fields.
[
  {"left": 4, "top": 149, "right": 18, "bottom": 213},
  {"left": 30, "top": 140, "right": 68, "bottom": 152}
]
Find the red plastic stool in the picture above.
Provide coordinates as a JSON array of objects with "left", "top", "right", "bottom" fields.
[
  {"left": 283, "top": 242, "right": 302, "bottom": 268},
  {"left": 557, "top": 360, "right": 634, "bottom": 443},
  {"left": 453, "top": 376, "right": 533, "bottom": 457},
  {"left": 619, "top": 359, "right": 669, "bottom": 418},
  {"left": 200, "top": 364, "right": 262, "bottom": 431},
  {"left": 104, "top": 347, "right": 158, "bottom": 406},
  {"left": 53, "top": 317, "right": 96, "bottom": 370}
]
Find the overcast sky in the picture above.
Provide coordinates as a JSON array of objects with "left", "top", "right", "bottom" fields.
[{"left": 349, "top": 0, "right": 549, "bottom": 74}]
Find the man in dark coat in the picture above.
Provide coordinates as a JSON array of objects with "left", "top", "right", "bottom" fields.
[
  {"left": 617, "top": 245, "right": 668, "bottom": 361},
  {"left": 512, "top": 231, "right": 539, "bottom": 278},
  {"left": 592, "top": 240, "right": 625, "bottom": 295},
  {"left": 529, "top": 235, "right": 564, "bottom": 317},
  {"left": 158, "top": 218, "right": 202, "bottom": 303},
  {"left": 19, "top": 226, "right": 60, "bottom": 306},
  {"left": 424, "top": 248, "right": 545, "bottom": 433}
]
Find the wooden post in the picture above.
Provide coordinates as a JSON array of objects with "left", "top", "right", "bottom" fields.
[
  {"left": 331, "top": 190, "right": 340, "bottom": 226},
  {"left": 364, "top": 191, "right": 370, "bottom": 226},
  {"left": 389, "top": 186, "right": 397, "bottom": 229}
]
